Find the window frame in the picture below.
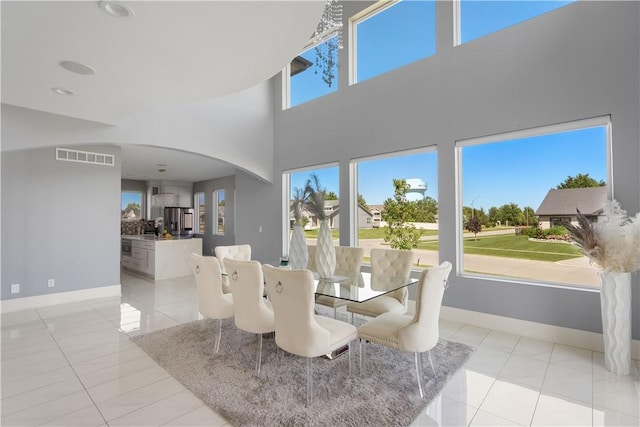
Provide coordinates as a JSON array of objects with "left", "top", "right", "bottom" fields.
[
  {"left": 121, "top": 190, "right": 144, "bottom": 219},
  {"left": 455, "top": 115, "right": 613, "bottom": 287},
  {"left": 349, "top": 145, "right": 439, "bottom": 250},
  {"left": 213, "top": 189, "right": 225, "bottom": 236},
  {"left": 194, "top": 191, "right": 205, "bottom": 234}
]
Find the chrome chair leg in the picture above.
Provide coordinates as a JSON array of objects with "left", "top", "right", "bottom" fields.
[
  {"left": 256, "top": 333, "right": 263, "bottom": 373},
  {"left": 306, "top": 357, "right": 313, "bottom": 407},
  {"left": 428, "top": 349, "right": 435, "bottom": 375},
  {"left": 214, "top": 318, "right": 222, "bottom": 353},
  {"left": 415, "top": 352, "right": 425, "bottom": 399}
]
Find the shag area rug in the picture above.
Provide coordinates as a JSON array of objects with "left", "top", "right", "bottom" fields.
[{"left": 132, "top": 318, "right": 473, "bottom": 427}]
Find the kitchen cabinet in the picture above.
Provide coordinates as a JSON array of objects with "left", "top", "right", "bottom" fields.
[{"left": 121, "top": 236, "right": 202, "bottom": 279}]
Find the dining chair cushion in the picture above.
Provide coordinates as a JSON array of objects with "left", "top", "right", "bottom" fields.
[
  {"left": 346, "top": 248, "right": 413, "bottom": 319},
  {"left": 215, "top": 244, "right": 252, "bottom": 293},
  {"left": 189, "top": 253, "right": 233, "bottom": 320},
  {"left": 224, "top": 258, "right": 274, "bottom": 334},
  {"left": 357, "top": 312, "right": 411, "bottom": 349},
  {"left": 263, "top": 265, "right": 357, "bottom": 358}
]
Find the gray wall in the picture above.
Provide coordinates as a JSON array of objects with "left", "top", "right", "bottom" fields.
[
  {"left": 257, "top": 1, "right": 639, "bottom": 337},
  {"left": 2, "top": 145, "right": 121, "bottom": 299},
  {"left": 193, "top": 175, "right": 236, "bottom": 256}
]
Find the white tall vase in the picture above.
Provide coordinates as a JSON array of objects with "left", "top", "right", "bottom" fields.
[
  {"left": 289, "top": 224, "right": 308, "bottom": 269},
  {"left": 599, "top": 270, "right": 632, "bottom": 375},
  {"left": 315, "top": 219, "right": 336, "bottom": 279}
]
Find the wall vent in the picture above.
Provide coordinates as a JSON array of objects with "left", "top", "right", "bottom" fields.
[{"left": 56, "top": 148, "right": 115, "bottom": 166}]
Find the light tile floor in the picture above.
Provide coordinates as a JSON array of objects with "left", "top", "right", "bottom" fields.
[{"left": 2, "top": 272, "right": 639, "bottom": 426}]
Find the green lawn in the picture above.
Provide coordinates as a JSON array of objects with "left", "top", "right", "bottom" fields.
[
  {"left": 418, "top": 234, "right": 582, "bottom": 262},
  {"left": 302, "top": 227, "right": 583, "bottom": 262}
]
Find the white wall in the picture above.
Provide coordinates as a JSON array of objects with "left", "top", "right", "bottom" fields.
[
  {"left": 1, "top": 145, "right": 122, "bottom": 299},
  {"left": 261, "top": 1, "right": 639, "bottom": 337},
  {"left": 1, "top": 80, "right": 275, "bottom": 181}
]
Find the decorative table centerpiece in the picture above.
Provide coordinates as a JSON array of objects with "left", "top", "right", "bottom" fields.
[
  {"left": 305, "top": 174, "right": 338, "bottom": 279},
  {"left": 564, "top": 200, "right": 640, "bottom": 375},
  {"left": 288, "top": 187, "right": 308, "bottom": 270}
]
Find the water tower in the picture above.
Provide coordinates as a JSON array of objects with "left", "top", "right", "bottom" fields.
[{"left": 405, "top": 178, "right": 427, "bottom": 201}]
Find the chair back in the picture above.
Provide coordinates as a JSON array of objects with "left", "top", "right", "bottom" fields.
[
  {"left": 370, "top": 248, "right": 413, "bottom": 304},
  {"left": 398, "top": 261, "right": 452, "bottom": 352},
  {"left": 215, "top": 244, "right": 251, "bottom": 289},
  {"left": 370, "top": 248, "right": 413, "bottom": 276},
  {"left": 334, "top": 246, "right": 363, "bottom": 278},
  {"left": 306, "top": 245, "right": 317, "bottom": 272},
  {"left": 263, "top": 265, "right": 330, "bottom": 358},
  {"left": 189, "top": 253, "right": 233, "bottom": 319},
  {"left": 224, "top": 259, "right": 274, "bottom": 334}
]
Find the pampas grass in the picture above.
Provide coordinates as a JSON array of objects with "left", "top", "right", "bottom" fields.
[{"left": 564, "top": 200, "right": 640, "bottom": 272}]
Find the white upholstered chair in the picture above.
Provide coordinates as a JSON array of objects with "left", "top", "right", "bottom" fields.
[
  {"left": 215, "top": 244, "right": 251, "bottom": 293},
  {"left": 188, "top": 253, "right": 234, "bottom": 353},
  {"left": 223, "top": 258, "right": 274, "bottom": 373},
  {"left": 263, "top": 264, "right": 358, "bottom": 407},
  {"left": 315, "top": 246, "right": 364, "bottom": 318},
  {"left": 346, "top": 248, "right": 414, "bottom": 322},
  {"left": 358, "top": 261, "right": 452, "bottom": 398}
]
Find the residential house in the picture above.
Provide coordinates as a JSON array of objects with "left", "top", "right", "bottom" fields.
[{"left": 536, "top": 187, "right": 608, "bottom": 229}]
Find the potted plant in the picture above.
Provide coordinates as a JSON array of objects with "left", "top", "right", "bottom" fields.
[{"left": 563, "top": 200, "right": 640, "bottom": 374}]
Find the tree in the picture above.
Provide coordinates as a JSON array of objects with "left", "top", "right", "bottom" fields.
[
  {"left": 381, "top": 179, "right": 422, "bottom": 250},
  {"left": 413, "top": 196, "right": 438, "bottom": 222},
  {"left": 497, "top": 203, "right": 523, "bottom": 226},
  {"left": 325, "top": 191, "right": 338, "bottom": 201},
  {"left": 522, "top": 206, "right": 538, "bottom": 227},
  {"left": 556, "top": 173, "right": 605, "bottom": 189},
  {"left": 465, "top": 216, "right": 482, "bottom": 240},
  {"left": 123, "top": 203, "right": 141, "bottom": 217},
  {"left": 358, "top": 193, "right": 368, "bottom": 210}
]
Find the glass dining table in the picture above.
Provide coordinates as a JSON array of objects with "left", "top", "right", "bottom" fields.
[{"left": 313, "top": 271, "right": 417, "bottom": 303}]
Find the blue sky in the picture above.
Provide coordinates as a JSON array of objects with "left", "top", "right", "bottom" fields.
[{"left": 288, "top": 1, "right": 604, "bottom": 212}]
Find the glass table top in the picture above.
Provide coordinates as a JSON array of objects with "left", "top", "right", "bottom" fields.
[{"left": 313, "top": 272, "right": 417, "bottom": 303}]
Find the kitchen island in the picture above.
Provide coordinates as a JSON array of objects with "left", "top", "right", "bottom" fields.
[{"left": 121, "top": 235, "right": 202, "bottom": 280}]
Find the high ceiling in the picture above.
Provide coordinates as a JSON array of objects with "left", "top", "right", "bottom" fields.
[{"left": 1, "top": 1, "right": 326, "bottom": 181}]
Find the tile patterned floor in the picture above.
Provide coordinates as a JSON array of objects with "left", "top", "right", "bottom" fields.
[{"left": 2, "top": 272, "right": 639, "bottom": 426}]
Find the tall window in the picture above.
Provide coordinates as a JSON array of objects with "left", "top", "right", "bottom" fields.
[
  {"left": 286, "top": 35, "right": 340, "bottom": 108},
  {"left": 194, "top": 192, "right": 205, "bottom": 234},
  {"left": 121, "top": 191, "right": 143, "bottom": 219},
  {"left": 284, "top": 164, "right": 339, "bottom": 255},
  {"left": 214, "top": 189, "right": 225, "bottom": 235},
  {"left": 457, "top": 0, "right": 575, "bottom": 45},
  {"left": 457, "top": 117, "right": 611, "bottom": 288},
  {"left": 353, "top": 0, "right": 436, "bottom": 84},
  {"left": 352, "top": 149, "right": 438, "bottom": 266}
]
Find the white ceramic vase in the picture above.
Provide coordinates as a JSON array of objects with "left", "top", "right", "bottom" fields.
[
  {"left": 599, "top": 270, "right": 632, "bottom": 375},
  {"left": 315, "top": 219, "right": 336, "bottom": 279},
  {"left": 289, "top": 224, "right": 308, "bottom": 270}
]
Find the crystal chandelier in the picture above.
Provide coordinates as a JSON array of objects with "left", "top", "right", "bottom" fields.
[{"left": 311, "top": 0, "right": 343, "bottom": 88}]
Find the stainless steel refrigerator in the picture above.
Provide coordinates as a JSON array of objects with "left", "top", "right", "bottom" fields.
[{"left": 163, "top": 207, "right": 195, "bottom": 236}]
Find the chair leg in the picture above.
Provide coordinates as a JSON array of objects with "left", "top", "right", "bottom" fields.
[
  {"left": 427, "top": 349, "right": 436, "bottom": 375},
  {"left": 349, "top": 311, "right": 354, "bottom": 324},
  {"left": 333, "top": 307, "right": 337, "bottom": 319},
  {"left": 415, "top": 352, "right": 425, "bottom": 399},
  {"left": 256, "top": 333, "right": 263, "bottom": 373},
  {"left": 214, "top": 318, "right": 222, "bottom": 353},
  {"left": 359, "top": 339, "right": 365, "bottom": 377},
  {"left": 306, "top": 357, "right": 313, "bottom": 407}
]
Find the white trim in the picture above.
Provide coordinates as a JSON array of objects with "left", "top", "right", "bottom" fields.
[
  {"left": 1, "top": 285, "right": 121, "bottom": 313},
  {"left": 455, "top": 115, "right": 611, "bottom": 148},
  {"left": 439, "top": 305, "right": 640, "bottom": 359}
]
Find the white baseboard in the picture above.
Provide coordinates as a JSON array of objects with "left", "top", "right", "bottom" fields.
[
  {"left": 1, "top": 285, "right": 121, "bottom": 313},
  {"left": 437, "top": 305, "right": 640, "bottom": 359}
]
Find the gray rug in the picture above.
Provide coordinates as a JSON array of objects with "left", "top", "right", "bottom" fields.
[{"left": 132, "top": 317, "right": 473, "bottom": 427}]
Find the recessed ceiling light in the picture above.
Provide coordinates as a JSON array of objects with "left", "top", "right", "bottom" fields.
[
  {"left": 98, "top": 1, "right": 134, "bottom": 18},
  {"left": 60, "top": 60, "right": 96, "bottom": 76},
  {"left": 52, "top": 87, "right": 75, "bottom": 96}
]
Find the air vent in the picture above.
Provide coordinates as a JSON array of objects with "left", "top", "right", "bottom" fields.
[{"left": 56, "top": 148, "right": 114, "bottom": 166}]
